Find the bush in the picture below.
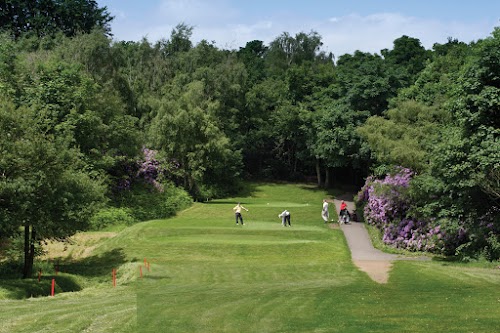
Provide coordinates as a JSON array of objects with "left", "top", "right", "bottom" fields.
[
  {"left": 114, "top": 182, "right": 192, "bottom": 222},
  {"left": 484, "top": 232, "right": 500, "bottom": 262},
  {"left": 90, "top": 207, "right": 136, "bottom": 230},
  {"left": 358, "top": 167, "right": 445, "bottom": 252}
]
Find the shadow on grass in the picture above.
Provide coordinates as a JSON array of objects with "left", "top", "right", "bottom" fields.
[
  {"left": 0, "top": 273, "right": 83, "bottom": 299},
  {"left": 202, "top": 182, "right": 261, "bottom": 204},
  {"left": 234, "top": 181, "right": 261, "bottom": 198},
  {"left": 431, "top": 256, "right": 464, "bottom": 263},
  {"left": 57, "top": 248, "right": 128, "bottom": 277},
  {"left": 0, "top": 248, "right": 128, "bottom": 299},
  {"left": 296, "top": 182, "right": 345, "bottom": 199}
]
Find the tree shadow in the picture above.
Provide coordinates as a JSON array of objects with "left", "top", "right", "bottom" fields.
[
  {"left": 55, "top": 248, "right": 128, "bottom": 277},
  {"left": 335, "top": 192, "right": 356, "bottom": 201},
  {"left": 234, "top": 181, "right": 261, "bottom": 198}
]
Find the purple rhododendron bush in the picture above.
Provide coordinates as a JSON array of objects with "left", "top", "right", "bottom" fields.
[
  {"left": 357, "top": 167, "right": 500, "bottom": 259},
  {"left": 357, "top": 167, "right": 445, "bottom": 253}
]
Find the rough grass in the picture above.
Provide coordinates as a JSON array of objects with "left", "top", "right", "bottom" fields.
[{"left": 0, "top": 183, "right": 499, "bottom": 332}]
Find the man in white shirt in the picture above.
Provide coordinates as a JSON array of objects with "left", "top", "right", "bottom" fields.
[
  {"left": 233, "top": 203, "right": 249, "bottom": 225},
  {"left": 322, "top": 199, "right": 329, "bottom": 223},
  {"left": 278, "top": 209, "right": 291, "bottom": 227}
]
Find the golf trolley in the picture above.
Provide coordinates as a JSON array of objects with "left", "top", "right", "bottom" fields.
[{"left": 339, "top": 210, "right": 350, "bottom": 224}]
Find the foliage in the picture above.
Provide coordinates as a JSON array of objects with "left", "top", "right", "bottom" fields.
[
  {"left": 357, "top": 168, "right": 446, "bottom": 252},
  {"left": 381, "top": 35, "right": 430, "bottom": 86},
  {"left": 15, "top": 31, "right": 142, "bottom": 177},
  {"left": 0, "top": 0, "right": 113, "bottom": 39},
  {"left": 358, "top": 100, "right": 450, "bottom": 172},
  {"left": 358, "top": 28, "right": 500, "bottom": 260},
  {"left": 312, "top": 102, "right": 370, "bottom": 168},
  {"left": 0, "top": 99, "right": 107, "bottom": 277},
  {"left": 148, "top": 79, "right": 242, "bottom": 199},
  {"left": 334, "top": 51, "right": 395, "bottom": 115},
  {"left": 113, "top": 182, "right": 192, "bottom": 222},
  {"left": 89, "top": 207, "right": 136, "bottom": 231}
]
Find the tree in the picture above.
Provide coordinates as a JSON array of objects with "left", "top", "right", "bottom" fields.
[
  {"left": 149, "top": 80, "right": 242, "bottom": 198},
  {"left": 237, "top": 40, "right": 268, "bottom": 85},
  {"left": 382, "top": 35, "right": 429, "bottom": 86},
  {"left": 310, "top": 102, "right": 370, "bottom": 187},
  {"left": 17, "top": 35, "right": 142, "bottom": 176},
  {"left": 360, "top": 28, "right": 500, "bottom": 259},
  {"left": 266, "top": 31, "right": 326, "bottom": 75},
  {"left": 334, "top": 51, "right": 396, "bottom": 115},
  {"left": 159, "top": 23, "right": 193, "bottom": 56},
  {"left": 0, "top": 100, "right": 106, "bottom": 278},
  {"left": 241, "top": 78, "right": 287, "bottom": 175},
  {"left": 358, "top": 100, "right": 450, "bottom": 173},
  {"left": 0, "top": 0, "right": 113, "bottom": 39}
]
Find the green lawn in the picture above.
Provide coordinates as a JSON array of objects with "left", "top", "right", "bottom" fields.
[{"left": 0, "top": 183, "right": 499, "bottom": 332}]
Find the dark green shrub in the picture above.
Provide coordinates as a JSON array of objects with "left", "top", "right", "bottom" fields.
[
  {"left": 484, "top": 232, "right": 500, "bottom": 262},
  {"left": 90, "top": 207, "right": 136, "bottom": 230},
  {"left": 114, "top": 182, "right": 192, "bottom": 222}
]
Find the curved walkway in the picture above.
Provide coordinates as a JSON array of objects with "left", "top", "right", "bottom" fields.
[{"left": 333, "top": 194, "right": 428, "bottom": 284}]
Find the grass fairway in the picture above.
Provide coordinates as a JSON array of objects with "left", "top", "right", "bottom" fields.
[{"left": 1, "top": 183, "right": 499, "bottom": 332}]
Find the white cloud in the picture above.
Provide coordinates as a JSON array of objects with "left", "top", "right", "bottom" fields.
[
  {"left": 108, "top": 7, "right": 497, "bottom": 56},
  {"left": 158, "top": 0, "right": 238, "bottom": 24}
]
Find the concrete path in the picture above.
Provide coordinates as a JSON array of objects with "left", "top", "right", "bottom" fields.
[{"left": 332, "top": 194, "right": 426, "bottom": 283}]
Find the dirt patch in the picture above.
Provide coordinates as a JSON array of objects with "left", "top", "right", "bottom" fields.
[
  {"left": 353, "top": 260, "right": 393, "bottom": 284},
  {"left": 41, "top": 232, "right": 116, "bottom": 260},
  {"left": 328, "top": 223, "right": 340, "bottom": 230}
]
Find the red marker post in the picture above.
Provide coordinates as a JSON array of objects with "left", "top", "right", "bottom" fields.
[
  {"left": 112, "top": 269, "right": 116, "bottom": 287},
  {"left": 139, "top": 266, "right": 143, "bottom": 278},
  {"left": 51, "top": 279, "right": 55, "bottom": 297},
  {"left": 38, "top": 269, "right": 42, "bottom": 282}
]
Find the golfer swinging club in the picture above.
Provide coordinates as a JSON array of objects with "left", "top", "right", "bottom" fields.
[{"left": 233, "top": 202, "right": 249, "bottom": 225}]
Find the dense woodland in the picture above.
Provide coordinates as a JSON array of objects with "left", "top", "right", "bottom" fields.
[{"left": 0, "top": 1, "right": 498, "bottom": 277}]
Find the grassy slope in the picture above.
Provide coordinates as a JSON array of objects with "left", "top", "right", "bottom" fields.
[{"left": 0, "top": 183, "right": 499, "bottom": 332}]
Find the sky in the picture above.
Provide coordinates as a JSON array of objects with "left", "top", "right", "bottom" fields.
[{"left": 96, "top": 0, "right": 500, "bottom": 56}]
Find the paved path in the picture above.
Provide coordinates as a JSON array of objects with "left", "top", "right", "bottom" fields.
[{"left": 332, "top": 194, "right": 427, "bottom": 283}]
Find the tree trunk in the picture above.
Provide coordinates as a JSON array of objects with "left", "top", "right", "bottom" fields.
[
  {"left": 316, "top": 158, "right": 322, "bottom": 187},
  {"left": 22, "top": 223, "right": 34, "bottom": 279},
  {"left": 29, "top": 228, "right": 36, "bottom": 276},
  {"left": 324, "top": 167, "right": 331, "bottom": 188}
]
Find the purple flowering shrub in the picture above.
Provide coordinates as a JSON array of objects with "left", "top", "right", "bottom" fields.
[
  {"left": 357, "top": 167, "right": 446, "bottom": 252},
  {"left": 108, "top": 147, "right": 191, "bottom": 222},
  {"left": 136, "top": 148, "right": 165, "bottom": 192},
  {"left": 114, "top": 147, "right": 181, "bottom": 193}
]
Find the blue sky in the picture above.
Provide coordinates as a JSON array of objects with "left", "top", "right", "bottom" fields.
[{"left": 97, "top": 0, "right": 500, "bottom": 56}]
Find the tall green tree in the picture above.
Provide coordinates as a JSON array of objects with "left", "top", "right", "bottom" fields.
[
  {"left": 358, "top": 100, "right": 450, "bottom": 173},
  {"left": 266, "top": 31, "right": 327, "bottom": 76},
  {"left": 382, "top": 35, "right": 430, "bottom": 86},
  {"left": 0, "top": 100, "right": 106, "bottom": 278},
  {"left": 334, "top": 51, "right": 395, "bottom": 115},
  {"left": 0, "top": 0, "right": 113, "bottom": 39},
  {"left": 310, "top": 102, "right": 370, "bottom": 187},
  {"left": 149, "top": 80, "right": 241, "bottom": 198},
  {"left": 237, "top": 40, "right": 268, "bottom": 85},
  {"left": 17, "top": 35, "right": 142, "bottom": 175}
]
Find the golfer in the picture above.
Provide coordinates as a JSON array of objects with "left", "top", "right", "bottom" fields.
[
  {"left": 322, "top": 199, "right": 329, "bottom": 223},
  {"left": 233, "top": 203, "right": 249, "bottom": 225},
  {"left": 278, "top": 209, "right": 291, "bottom": 227}
]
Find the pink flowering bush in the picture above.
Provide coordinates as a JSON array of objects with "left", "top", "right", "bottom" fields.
[{"left": 357, "top": 167, "right": 446, "bottom": 252}]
